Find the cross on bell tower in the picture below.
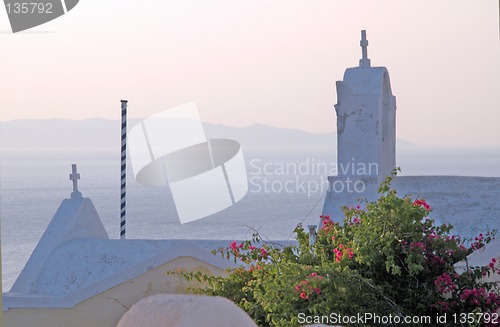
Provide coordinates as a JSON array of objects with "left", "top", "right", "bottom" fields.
[
  {"left": 359, "top": 30, "right": 371, "bottom": 68},
  {"left": 69, "top": 163, "right": 82, "bottom": 199}
]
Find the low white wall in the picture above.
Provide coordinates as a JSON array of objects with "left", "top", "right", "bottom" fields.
[
  {"left": 4, "top": 256, "right": 225, "bottom": 327},
  {"left": 117, "top": 294, "right": 344, "bottom": 327},
  {"left": 117, "top": 294, "right": 257, "bottom": 327}
]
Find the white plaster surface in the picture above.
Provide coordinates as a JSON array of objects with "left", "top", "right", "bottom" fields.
[
  {"left": 342, "top": 67, "right": 392, "bottom": 95},
  {"left": 10, "top": 197, "right": 108, "bottom": 294},
  {"left": 392, "top": 176, "right": 500, "bottom": 237},
  {"left": 4, "top": 239, "right": 236, "bottom": 309},
  {"left": 117, "top": 294, "right": 258, "bottom": 327},
  {"left": 4, "top": 256, "right": 228, "bottom": 327},
  {"left": 323, "top": 176, "right": 500, "bottom": 238},
  {"left": 117, "top": 294, "right": 345, "bottom": 327},
  {"left": 3, "top": 195, "right": 238, "bottom": 310},
  {"left": 31, "top": 239, "right": 229, "bottom": 296},
  {"left": 335, "top": 66, "right": 396, "bottom": 180},
  {"left": 455, "top": 238, "right": 500, "bottom": 284}
]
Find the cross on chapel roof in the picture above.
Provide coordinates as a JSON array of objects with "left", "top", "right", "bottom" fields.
[
  {"left": 359, "top": 30, "right": 371, "bottom": 68},
  {"left": 69, "top": 163, "right": 82, "bottom": 199}
]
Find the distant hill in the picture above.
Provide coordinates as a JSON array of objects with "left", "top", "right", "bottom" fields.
[{"left": 0, "top": 118, "right": 417, "bottom": 151}]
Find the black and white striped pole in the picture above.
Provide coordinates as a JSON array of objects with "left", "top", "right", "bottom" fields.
[{"left": 120, "top": 100, "right": 128, "bottom": 239}]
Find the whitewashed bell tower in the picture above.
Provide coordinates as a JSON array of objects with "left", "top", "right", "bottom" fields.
[
  {"left": 336, "top": 30, "right": 396, "bottom": 179},
  {"left": 322, "top": 30, "right": 397, "bottom": 219}
]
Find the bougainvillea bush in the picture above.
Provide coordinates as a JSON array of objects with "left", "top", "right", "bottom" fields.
[{"left": 176, "top": 172, "right": 500, "bottom": 326}]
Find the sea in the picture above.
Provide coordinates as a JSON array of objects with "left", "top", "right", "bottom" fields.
[{"left": 1, "top": 146, "right": 499, "bottom": 291}]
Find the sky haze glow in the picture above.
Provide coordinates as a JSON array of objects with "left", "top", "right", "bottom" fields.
[{"left": 1, "top": 0, "right": 499, "bottom": 146}]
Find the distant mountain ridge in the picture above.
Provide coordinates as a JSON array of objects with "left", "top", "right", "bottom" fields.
[{"left": 0, "top": 118, "right": 417, "bottom": 151}]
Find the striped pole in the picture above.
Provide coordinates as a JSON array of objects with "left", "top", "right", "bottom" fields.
[{"left": 120, "top": 100, "right": 128, "bottom": 239}]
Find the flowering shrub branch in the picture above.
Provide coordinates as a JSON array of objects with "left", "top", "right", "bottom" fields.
[{"left": 172, "top": 171, "right": 500, "bottom": 327}]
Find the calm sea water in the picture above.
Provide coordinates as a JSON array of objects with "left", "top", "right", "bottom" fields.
[{"left": 1, "top": 147, "right": 499, "bottom": 290}]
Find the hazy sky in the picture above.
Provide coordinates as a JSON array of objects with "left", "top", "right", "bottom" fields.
[{"left": 1, "top": 0, "right": 499, "bottom": 146}]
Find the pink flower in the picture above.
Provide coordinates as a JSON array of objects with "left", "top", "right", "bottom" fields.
[
  {"left": 260, "top": 248, "right": 267, "bottom": 256},
  {"left": 229, "top": 241, "right": 238, "bottom": 251},
  {"left": 300, "top": 292, "right": 308, "bottom": 300},
  {"left": 333, "top": 248, "right": 343, "bottom": 262},
  {"left": 409, "top": 241, "right": 426, "bottom": 253},
  {"left": 434, "top": 272, "right": 457, "bottom": 294},
  {"left": 489, "top": 258, "right": 497, "bottom": 269},
  {"left": 413, "top": 199, "right": 431, "bottom": 210}
]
